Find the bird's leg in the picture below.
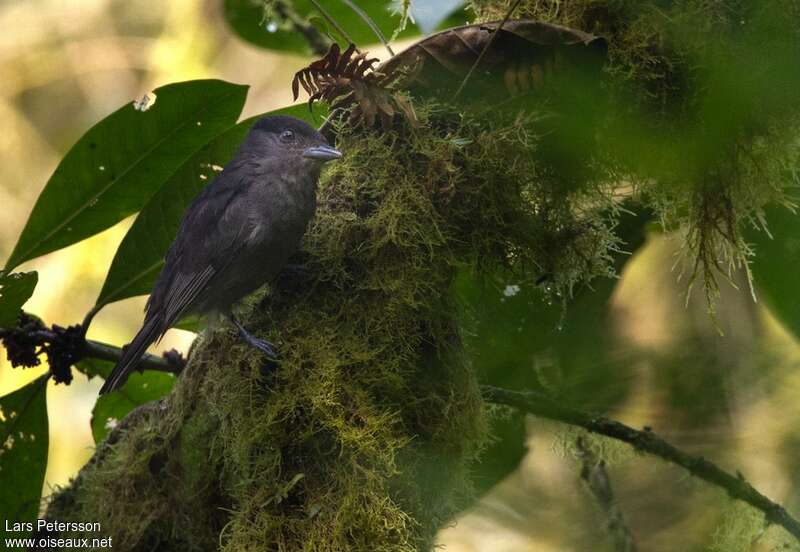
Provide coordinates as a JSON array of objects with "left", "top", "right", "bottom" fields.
[
  {"left": 228, "top": 315, "right": 279, "bottom": 360},
  {"left": 281, "top": 251, "right": 311, "bottom": 277},
  {"left": 282, "top": 263, "right": 307, "bottom": 274}
]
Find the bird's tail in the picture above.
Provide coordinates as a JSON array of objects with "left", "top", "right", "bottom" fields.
[{"left": 99, "top": 316, "right": 163, "bottom": 395}]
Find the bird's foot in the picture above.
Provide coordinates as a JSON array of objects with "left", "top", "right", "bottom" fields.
[
  {"left": 240, "top": 330, "right": 279, "bottom": 358},
  {"left": 282, "top": 263, "right": 307, "bottom": 274},
  {"left": 229, "top": 316, "right": 279, "bottom": 360}
]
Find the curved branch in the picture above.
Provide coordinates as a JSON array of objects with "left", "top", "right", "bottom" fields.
[{"left": 481, "top": 385, "right": 800, "bottom": 543}]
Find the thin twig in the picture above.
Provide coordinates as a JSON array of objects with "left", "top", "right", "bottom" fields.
[
  {"left": 273, "top": 0, "right": 331, "bottom": 56},
  {"left": 340, "top": 0, "right": 394, "bottom": 56},
  {"left": 309, "top": 0, "right": 360, "bottom": 52},
  {"left": 83, "top": 339, "right": 182, "bottom": 375},
  {"left": 576, "top": 436, "right": 639, "bottom": 552},
  {"left": 454, "top": 0, "right": 523, "bottom": 98},
  {"left": 482, "top": 385, "right": 800, "bottom": 543}
]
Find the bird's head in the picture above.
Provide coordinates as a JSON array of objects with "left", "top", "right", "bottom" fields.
[{"left": 247, "top": 115, "right": 342, "bottom": 170}]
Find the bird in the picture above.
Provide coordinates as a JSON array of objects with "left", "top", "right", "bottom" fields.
[{"left": 99, "top": 115, "right": 342, "bottom": 394}]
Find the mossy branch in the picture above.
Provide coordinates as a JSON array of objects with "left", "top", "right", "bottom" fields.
[{"left": 482, "top": 385, "right": 800, "bottom": 543}]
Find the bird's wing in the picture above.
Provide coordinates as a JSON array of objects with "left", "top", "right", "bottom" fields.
[
  {"left": 159, "top": 265, "right": 217, "bottom": 324},
  {"left": 100, "top": 162, "right": 258, "bottom": 395},
  {"left": 146, "top": 160, "right": 259, "bottom": 329}
]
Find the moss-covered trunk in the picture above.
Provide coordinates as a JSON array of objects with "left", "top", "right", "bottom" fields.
[
  {"left": 43, "top": 117, "right": 534, "bottom": 551},
  {"left": 46, "top": 320, "right": 483, "bottom": 551}
]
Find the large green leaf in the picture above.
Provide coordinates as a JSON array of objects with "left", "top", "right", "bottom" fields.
[
  {"left": 223, "top": 0, "right": 467, "bottom": 53},
  {"left": 5, "top": 80, "right": 249, "bottom": 271},
  {"left": 88, "top": 360, "right": 174, "bottom": 444},
  {"left": 747, "top": 205, "right": 800, "bottom": 338},
  {"left": 0, "top": 271, "right": 37, "bottom": 329},
  {"left": 0, "top": 375, "right": 48, "bottom": 528},
  {"left": 94, "top": 104, "right": 323, "bottom": 310}
]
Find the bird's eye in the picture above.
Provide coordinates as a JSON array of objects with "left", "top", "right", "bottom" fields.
[{"left": 280, "top": 130, "right": 295, "bottom": 142}]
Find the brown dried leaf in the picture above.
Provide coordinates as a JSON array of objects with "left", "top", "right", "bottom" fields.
[
  {"left": 380, "top": 19, "right": 607, "bottom": 101},
  {"left": 296, "top": 20, "right": 604, "bottom": 132}
]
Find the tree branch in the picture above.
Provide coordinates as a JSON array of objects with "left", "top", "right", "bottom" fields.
[
  {"left": 576, "top": 436, "right": 638, "bottom": 552},
  {"left": 481, "top": 385, "right": 800, "bottom": 543},
  {"left": 0, "top": 313, "right": 184, "bottom": 384},
  {"left": 83, "top": 339, "right": 183, "bottom": 375}
]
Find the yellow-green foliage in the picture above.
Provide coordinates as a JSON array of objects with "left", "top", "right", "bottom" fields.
[
  {"left": 44, "top": 104, "right": 621, "bottom": 551},
  {"left": 709, "top": 500, "right": 765, "bottom": 552},
  {"left": 552, "top": 426, "right": 635, "bottom": 467}
]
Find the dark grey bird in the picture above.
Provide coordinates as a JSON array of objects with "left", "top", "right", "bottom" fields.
[{"left": 99, "top": 115, "right": 341, "bottom": 394}]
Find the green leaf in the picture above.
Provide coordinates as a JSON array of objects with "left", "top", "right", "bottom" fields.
[
  {"left": 747, "top": 206, "right": 800, "bottom": 337},
  {"left": 0, "top": 271, "right": 37, "bottom": 329},
  {"left": 84, "top": 359, "right": 174, "bottom": 443},
  {"left": 94, "top": 104, "right": 324, "bottom": 309},
  {"left": 0, "top": 375, "right": 48, "bottom": 527},
  {"left": 223, "top": 0, "right": 466, "bottom": 53},
  {"left": 75, "top": 358, "right": 112, "bottom": 381},
  {"left": 5, "top": 80, "right": 249, "bottom": 271}
]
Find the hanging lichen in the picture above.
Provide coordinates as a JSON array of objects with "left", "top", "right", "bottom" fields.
[{"left": 468, "top": 0, "right": 800, "bottom": 315}]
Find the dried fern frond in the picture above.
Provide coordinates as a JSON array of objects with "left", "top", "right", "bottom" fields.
[{"left": 292, "top": 43, "right": 417, "bottom": 129}]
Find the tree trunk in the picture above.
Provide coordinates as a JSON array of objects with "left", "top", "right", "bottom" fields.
[{"left": 42, "top": 121, "right": 494, "bottom": 551}]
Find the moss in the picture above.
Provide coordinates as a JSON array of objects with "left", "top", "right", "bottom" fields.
[
  {"left": 708, "top": 500, "right": 766, "bottom": 552},
  {"left": 470, "top": 0, "right": 800, "bottom": 314},
  {"left": 553, "top": 426, "right": 635, "bottom": 467}
]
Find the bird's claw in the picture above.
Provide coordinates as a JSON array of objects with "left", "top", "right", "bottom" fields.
[
  {"left": 229, "top": 315, "right": 280, "bottom": 361},
  {"left": 238, "top": 329, "right": 279, "bottom": 360}
]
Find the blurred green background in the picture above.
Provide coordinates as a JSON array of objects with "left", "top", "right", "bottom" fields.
[{"left": 1, "top": 1, "right": 799, "bottom": 550}]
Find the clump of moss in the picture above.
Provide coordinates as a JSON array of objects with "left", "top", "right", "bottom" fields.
[
  {"left": 708, "top": 500, "right": 767, "bottom": 552},
  {"left": 470, "top": 0, "right": 800, "bottom": 313},
  {"left": 43, "top": 101, "right": 622, "bottom": 550},
  {"left": 553, "top": 427, "right": 635, "bottom": 468}
]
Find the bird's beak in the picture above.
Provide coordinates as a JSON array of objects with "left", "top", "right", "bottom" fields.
[{"left": 302, "top": 145, "right": 342, "bottom": 162}]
